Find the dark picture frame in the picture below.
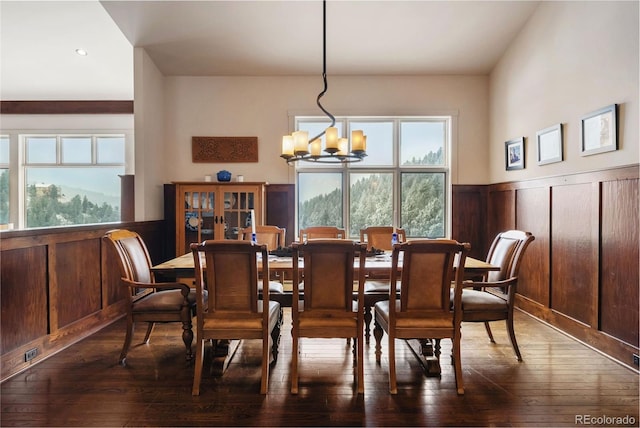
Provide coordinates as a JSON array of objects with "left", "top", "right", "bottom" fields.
[
  {"left": 536, "top": 123, "right": 563, "bottom": 165},
  {"left": 505, "top": 137, "right": 525, "bottom": 170},
  {"left": 581, "top": 104, "right": 617, "bottom": 156}
]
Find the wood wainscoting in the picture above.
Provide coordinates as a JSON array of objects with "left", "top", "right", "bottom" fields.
[
  {"left": 0, "top": 221, "right": 166, "bottom": 382},
  {"left": 481, "top": 164, "right": 638, "bottom": 368}
]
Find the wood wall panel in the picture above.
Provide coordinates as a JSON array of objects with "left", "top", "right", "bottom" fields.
[
  {"left": 266, "top": 184, "right": 295, "bottom": 246},
  {"left": 102, "top": 238, "right": 128, "bottom": 307},
  {"left": 54, "top": 240, "right": 102, "bottom": 329},
  {"left": 515, "top": 187, "right": 550, "bottom": 306},
  {"left": 452, "top": 185, "right": 487, "bottom": 260},
  {"left": 600, "top": 179, "right": 639, "bottom": 346},
  {"left": 0, "top": 247, "right": 48, "bottom": 353},
  {"left": 488, "top": 189, "right": 515, "bottom": 242},
  {"left": 0, "top": 221, "right": 164, "bottom": 381},
  {"left": 551, "top": 184, "right": 596, "bottom": 326}
]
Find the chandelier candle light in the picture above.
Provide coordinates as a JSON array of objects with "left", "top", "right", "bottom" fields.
[{"left": 281, "top": 0, "right": 367, "bottom": 164}]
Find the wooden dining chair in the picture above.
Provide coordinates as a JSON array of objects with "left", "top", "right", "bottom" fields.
[
  {"left": 373, "top": 239, "right": 470, "bottom": 395},
  {"left": 238, "top": 225, "right": 286, "bottom": 251},
  {"left": 238, "top": 225, "right": 287, "bottom": 291},
  {"left": 458, "top": 230, "right": 535, "bottom": 361},
  {"left": 190, "top": 240, "right": 282, "bottom": 395},
  {"left": 290, "top": 238, "right": 367, "bottom": 394},
  {"left": 299, "top": 226, "right": 347, "bottom": 241},
  {"left": 359, "top": 226, "right": 407, "bottom": 343},
  {"left": 360, "top": 226, "right": 407, "bottom": 252},
  {"left": 102, "top": 229, "right": 197, "bottom": 366}
]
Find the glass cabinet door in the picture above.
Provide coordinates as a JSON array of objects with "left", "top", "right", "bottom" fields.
[
  {"left": 183, "top": 189, "right": 217, "bottom": 251},
  {"left": 222, "top": 190, "right": 256, "bottom": 239}
]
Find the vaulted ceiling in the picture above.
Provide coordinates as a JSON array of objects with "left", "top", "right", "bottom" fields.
[{"left": 1, "top": 0, "right": 540, "bottom": 100}]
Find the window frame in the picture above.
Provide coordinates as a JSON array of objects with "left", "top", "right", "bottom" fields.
[
  {"left": 0, "top": 135, "right": 10, "bottom": 225},
  {"left": 18, "top": 133, "right": 127, "bottom": 229},
  {"left": 295, "top": 116, "right": 452, "bottom": 239}
]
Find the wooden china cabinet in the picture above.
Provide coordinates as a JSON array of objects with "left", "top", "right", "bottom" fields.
[{"left": 164, "top": 181, "right": 266, "bottom": 256}]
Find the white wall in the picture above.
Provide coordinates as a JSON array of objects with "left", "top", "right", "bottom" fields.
[
  {"left": 134, "top": 47, "right": 167, "bottom": 221},
  {"left": 489, "top": 1, "right": 639, "bottom": 183},
  {"left": 161, "top": 74, "right": 490, "bottom": 187}
]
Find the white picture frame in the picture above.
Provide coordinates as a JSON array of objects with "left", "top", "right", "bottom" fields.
[
  {"left": 536, "top": 124, "right": 563, "bottom": 165},
  {"left": 581, "top": 104, "right": 617, "bottom": 156}
]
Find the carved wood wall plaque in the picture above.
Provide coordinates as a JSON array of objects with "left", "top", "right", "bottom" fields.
[{"left": 192, "top": 136, "right": 258, "bottom": 163}]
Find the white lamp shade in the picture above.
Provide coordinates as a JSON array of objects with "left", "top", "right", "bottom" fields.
[
  {"left": 338, "top": 138, "right": 348, "bottom": 156},
  {"left": 282, "top": 135, "right": 294, "bottom": 156},
  {"left": 310, "top": 139, "right": 322, "bottom": 156},
  {"left": 293, "top": 130, "right": 309, "bottom": 154},
  {"left": 325, "top": 127, "right": 338, "bottom": 151},
  {"left": 351, "top": 130, "right": 365, "bottom": 152}
]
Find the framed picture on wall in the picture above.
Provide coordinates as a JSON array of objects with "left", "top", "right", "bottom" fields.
[
  {"left": 536, "top": 123, "right": 563, "bottom": 165},
  {"left": 505, "top": 137, "right": 525, "bottom": 170},
  {"left": 581, "top": 104, "right": 617, "bottom": 156}
]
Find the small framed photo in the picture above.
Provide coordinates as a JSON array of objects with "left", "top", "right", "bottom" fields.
[
  {"left": 505, "top": 137, "right": 525, "bottom": 170},
  {"left": 581, "top": 104, "right": 617, "bottom": 156},
  {"left": 536, "top": 123, "right": 563, "bottom": 165}
]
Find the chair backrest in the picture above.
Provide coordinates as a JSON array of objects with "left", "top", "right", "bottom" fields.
[
  {"left": 391, "top": 239, "right": 470, "bottom": 315},
  {"left": 103, "top": 229, "right": 155, "bottom": 290},
  {"left": 485, "top": 230, "right": 535, "bottom": 282},
  {"left": 292, "top": 239, "right": 366, "bottom": 312},
  {"left": 360, "top": 226, "right": 407, "bottom": 251},
  {"left": 190, "top": 240, "right": 269, "bottom": 318},
  {"left": 299, "top": 226, "right": 347, "bottom": 241},
  {"left": 238, "top": 225, "right": 286, "bottom": 251}
]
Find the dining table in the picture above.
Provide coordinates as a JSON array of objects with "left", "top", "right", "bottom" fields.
[
  {"left": 152, "top": 250, "right": 499, "bottom": 377},
  {"left": 152, "top": 251, "right": 498, "bottom": 283}
]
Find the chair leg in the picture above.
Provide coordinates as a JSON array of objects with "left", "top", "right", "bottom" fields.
[
  {"left": 388, "top": 335, "right": 397, "bottom": 394},
  {"left": 373, "top": 322, "right": 383, "bottom": 364},
  {"left": 357, "top": 333, "right": 364, "bottom": 394},
  {"left": 261, "top": 333, "right": 270, "bottom": 394},
  {"left": 119, "top": 315, "right": 135, "bottom": 366},
  {"left": 351, "top": 337, "right": 357, "bottom": 365},
  {"left": 291, "top": 328, "right": 299, "bottom": 394},
  {"left": 506, "top": 316, "right": 523, "bottom": 361},
  {"left": 452, "top": 329, "right": 465, "bottom": 395},
  {"left": 364, "top": 305, "right": 372, "bottom": 344},
  {"left": 484, "top": 321, "right": 495, "bottom": 343},
  {"left": 143, "top": 322, "right": 154, "bottom": 344},
  {"left": 182, "top": 318, "right": 194, "bottom": 360},
  {"left": 192, "top": 338, "right": 205, "bottom": 395}
]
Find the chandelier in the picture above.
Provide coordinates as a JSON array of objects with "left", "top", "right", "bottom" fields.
[{"left": 281, "top": 0, "right": 367, "bottom": 164}]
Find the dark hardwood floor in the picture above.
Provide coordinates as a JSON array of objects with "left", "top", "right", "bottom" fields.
[{"left": 1, "top": 308, "right": 638, "bottom": 427}]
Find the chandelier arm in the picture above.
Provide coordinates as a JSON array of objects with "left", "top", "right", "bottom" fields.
[{"left": 309, "top": 0, "right": 335, "bottom": 144}]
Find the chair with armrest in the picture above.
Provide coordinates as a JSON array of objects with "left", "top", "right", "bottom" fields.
[
  {"left": 238, "top": 225, "right": 287, "bottom": 292},
  {"left": 103, "top": 229, "right": 198, "bottom": 366},
  {"left": 458, "top": 230, "right": 535, "bottom": 361},
  {"left": 299, "top": 226, "right": 347, "bottom": 241},
  {"left": 291, "top": 238, "right": 367, "bottom": 394},
  {"left": 359, "top": 226, "right": 407, "bottom": 343},
  {"left": 190, "top": 240, "right": 282, "bottom": 395},
  {"left": 373, "top": 239, "right": 470, "bottom": 395}
]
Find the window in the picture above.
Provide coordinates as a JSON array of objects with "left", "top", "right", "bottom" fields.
[
  {"left": 0, "top": 136, "right": 9, "bottom": 224},
  {"left": 296, "top": 117, "right": 450, "bottom": 239},
  {"left": 22, "top": 134, "right": 125, "bottom": 228}
]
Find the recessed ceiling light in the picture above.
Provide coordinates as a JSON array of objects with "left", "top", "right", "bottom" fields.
[{"left": 75, "top": 48, "right": 88, "bottom": 56}]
